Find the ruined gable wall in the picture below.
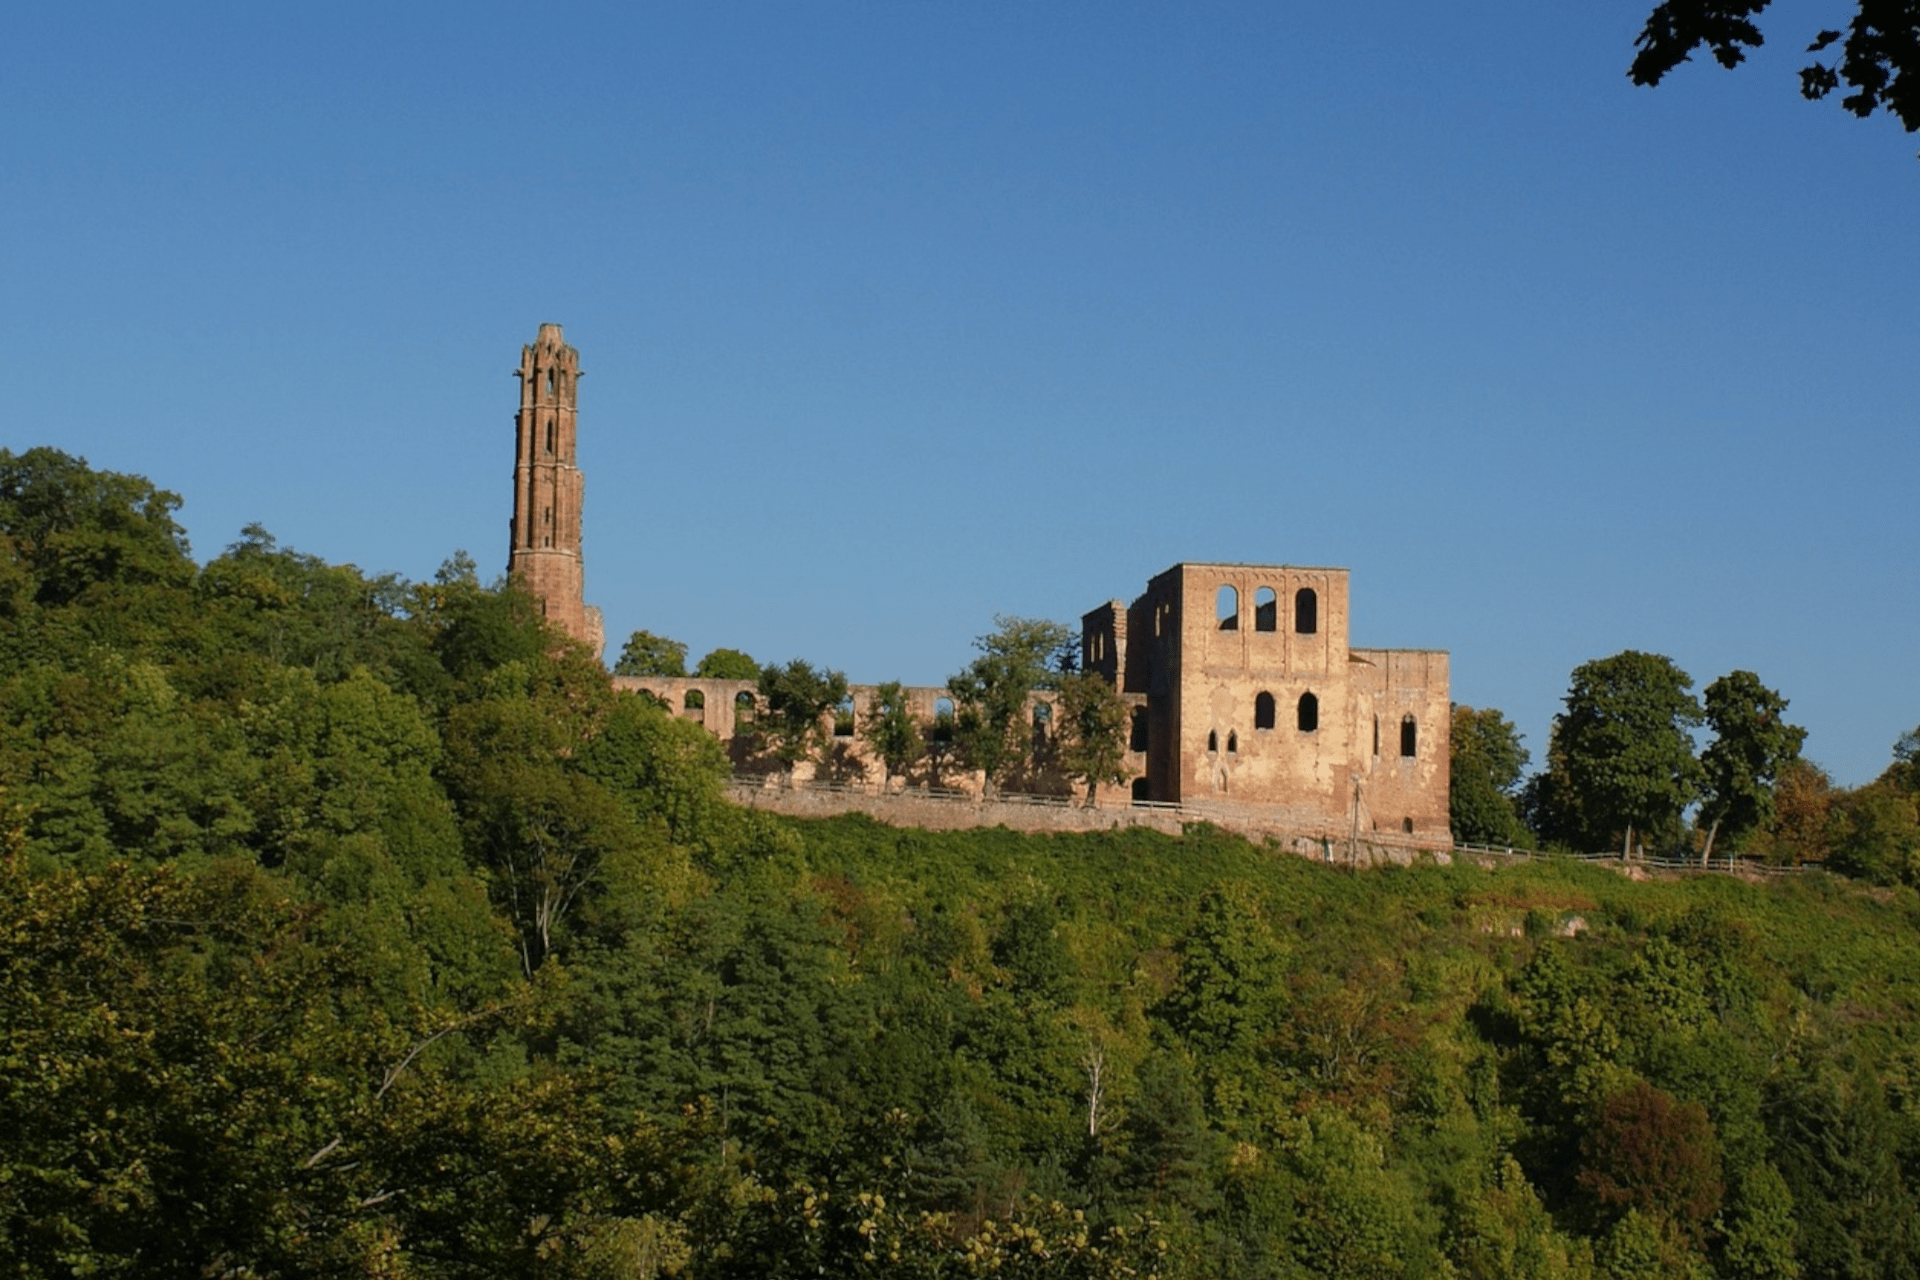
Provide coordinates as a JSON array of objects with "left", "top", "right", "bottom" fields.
[{"left": 1347, "top": 648, "right": 1451, "bottom": 837}]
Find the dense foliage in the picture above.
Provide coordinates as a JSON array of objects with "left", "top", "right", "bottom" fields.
[{"left": 8, "top": 448, "right": 1920, "bottom": 1278}]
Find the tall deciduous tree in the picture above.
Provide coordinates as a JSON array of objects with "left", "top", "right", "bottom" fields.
[
  {"left": 614, "top": 629, "right": 688, "bottom": 677},
  {"left": 1057, "top": 672, "right": 1131, "bottom": 807},
  {"left": 757, "top": 659, "right": 849, "bottom": 775},
  {"left": 947, "top": 616, "right": 1072, "bottom": 796},
  {"left": 1551, "top": 651, "right": 1705, "bottom": 856},
  {"left": 1450, "top": 704, "right": 1532, "bottom": 846},
  {"left": 859, "top": 679, "right": 925, "bottom": 785},
  {"left": 1698, "top": 670, "right": 1806, "bottom": 860}
]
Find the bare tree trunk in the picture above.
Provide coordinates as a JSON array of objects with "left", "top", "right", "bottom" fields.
[
  {"left": 1701, "top": 818, "right": 1720, "bottom": 867},
  {"left": 1082, "top": 1044, "right": 1106, "bottom": 1138},
  {"left": 1622, "top": 822, "right": 1633, "bottom": 862}
]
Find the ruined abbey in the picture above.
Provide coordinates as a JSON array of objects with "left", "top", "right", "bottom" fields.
[{"left": 508, "top": 324, "right": 1451, "bottom": 841}]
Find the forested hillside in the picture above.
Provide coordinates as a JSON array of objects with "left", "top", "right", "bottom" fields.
[{"left": 6, "top": 446, "right": 1920, "bottom": 1279}]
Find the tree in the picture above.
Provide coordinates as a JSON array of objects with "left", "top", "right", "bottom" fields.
[
  {"left": 1630, "top": 1, "right": 1920, "bottom": 140},
  {"left": 1889, "top": 722, "right": 1920, "bottom": 792},
  {"left": 1578, "top": 1080, "right": 1724, "bottom": 1244},
  {"left": 614, "top": 629, "right": 688, "bottom": 677},
  {"left": 1828, "top": 782, "right": 1920, "bottom": 885},
  {"left": 1551, "top": 651, "right": 1705, "bottom": 856},
  {"left": 0, "top": 447, "right": 195, "bottom": 608},
  {"left": 859, "top": 680, "right": 926, "bottom": 785},
  {"left": 757, "top": 659, "right": 849, "bottom": 775},
  {"left": 1450, "top": 704, "right": 1532, "bottom": 846},
  {"left": 1057, "top": 672, "right": 1131, "bottom": 807},
  {"left": 1717, "top": 1161, "right": 1802, "bottom": 1280},
  {"left": 1698, "top": 671, "right": 1806, "bottom": 860},
  {"left": 694, "top": 646, "right": 760, "bottom": 681},
  {"left": 1766, "top": 757, "right": 1839, "bottom": 863},
  {"left": 947, "top": 616, "right": 1072, "bottom": 796}
]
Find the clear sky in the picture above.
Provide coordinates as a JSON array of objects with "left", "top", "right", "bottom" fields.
[{"left": 5, "top": 2, "right": 1915, "bottom": 786}]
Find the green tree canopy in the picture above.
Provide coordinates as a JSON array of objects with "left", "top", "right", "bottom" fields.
[
  {"left": 1698, "top": 670, "right": 1806, "bottom": 857},
  {"left": 1057, "top": 671, "right": 1131, "bottom": 807},
  {"left": 757, "top": 659, "right": 850, "bottom": 772},
  {"left": 859, "top": 679, "right": 926, "bottom": 784},
  {"left": 1450, "top": 704, "right": 1532, "bottom": 846},
  {"left": 613, "top": 628, "right": 688, "bottom": 677},
  {"left": 1549, "top": 651, "right": 1705, "bottom": 855},
  {"left": 694, "top": 647, "right": 760, "bottom": 681},
  {"left": 0, "top": 446, "right": 194, "bottom": 609},
  {"left": 947, "top": 616, "right": 1073, "bottom": 795}
]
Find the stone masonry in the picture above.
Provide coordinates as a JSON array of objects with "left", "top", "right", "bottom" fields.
[
  {"left": 509, "top": 325, "right": 1450, "bottom": 841},
  {"left": 508, "top": 323, "right": 603, "bottom": 658}
]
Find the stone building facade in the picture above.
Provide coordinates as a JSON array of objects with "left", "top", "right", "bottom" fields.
[
  {"left": 1081, "top": 563, "right": 1450, "bottom": 838},
  {"left": 506, "top": 325, "right": 1449, "bottom": 840}
]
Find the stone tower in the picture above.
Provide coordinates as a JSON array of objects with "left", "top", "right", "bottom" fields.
[{"left": 509, "top": 323, "right": 604, "bottom": 658}]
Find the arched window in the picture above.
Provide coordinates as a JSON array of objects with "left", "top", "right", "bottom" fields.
[
  {"left": 1207, "top": 729, "right": 1219, "bottom": 753},
  {"left": 1297, "top": 692, "right": 1319, "bottom": 732},
  {"left": 933, "top": 696, "right": 955, "bottom": 742},
  {"left": 834, "top": 695, "right": 855, "bottom": 737},
  {"left": 1227, "top": 731, "right": 1238, "bottom": 754},
  {"left": 1129, "top": 707, "right": 1149, "bottom": 752},
  {"left": 1033, "top": 702, "right": 1052, "bottom": 728},
  {"left": 1294, "top": 587, "right": 1318, "bottom": 635},
  {"left": 545, "top": 419, "right": 556, "bottom": 456},
  {"left": 1401, "top": 715, "right": 1417, "bottom": 758},
  {"left": 1216, "top": 585, "right": 1239, "bottom": 630},
  {"left": 1254, "top": 586, "right": 1277, "bottom": 631},
  {"left": 545, "top": 369, "right": 555, "bottom": 400},
  {"left": 1131, "top": 777, "right": 1151, "bottom": 803},
  {"left": 684, "top": 690, "right": 705, "bottom": 724},
  {"left": 1254, "top": 692, "right": 1276, "bottom": 730},
  {"left": 734, "top": 690, "right": 755, "bottom": 725},
  {"left": 1402, "top": 817, "right": 1415, "bottom": 834}
]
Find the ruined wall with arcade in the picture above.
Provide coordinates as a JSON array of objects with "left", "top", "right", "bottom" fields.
[{"left": 611, "top": 675, "right": 1077, "bottom": 796}]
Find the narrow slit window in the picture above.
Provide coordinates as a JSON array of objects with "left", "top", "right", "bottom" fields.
[
  {"left": 1401, "top": 715, "right": 1417, "bottom": 757},
  {"left": 1227, "top": 731, "right": 1238, "bottom": 754},
  {"left": 1129, "top": 707, "right": 1149, "bottom": 752},
  {"left": 1207, "top": 730, "right": 1219, "bottom": 753}
]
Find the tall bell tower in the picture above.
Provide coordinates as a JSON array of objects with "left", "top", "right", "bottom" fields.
[{"left": 509, "top": 323, "right": 604, "bottom": 658}]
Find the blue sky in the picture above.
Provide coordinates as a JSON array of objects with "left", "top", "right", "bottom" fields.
[{"left": 4, "top": 2, "right": 1915, "bottom": 786}]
